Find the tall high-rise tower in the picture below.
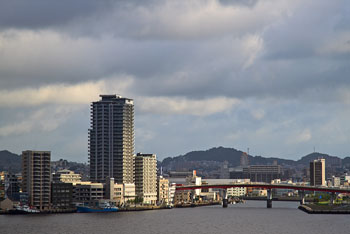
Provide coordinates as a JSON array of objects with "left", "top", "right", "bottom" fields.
[
  {"left": 310, "top": 159, "right": 326, "bottom": 186},
  {"left": 89, "top": 95, "right": 135, "bottom": 183},
  {"left": 22, "top": 150, "right": 51, "bottom": 211}
]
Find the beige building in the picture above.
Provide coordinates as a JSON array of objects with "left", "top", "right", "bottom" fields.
[
  {"left": 157, "top": 176, "right": 169, "bottom": 205},
  {"left": 53, "top": 169, "right": 81, "bottom": 183},
  {"left": 105, "top": 178, "right": 136, "bottom": 206},
  {"left": 174, "top": 190, "right": 191, "bottom": 204},
  {"left": 135, "top": 153, "right": 157, "bottom": 204},
  {"left": 227, "top": 187, "right": 247, "bottom": 197},
  {"left": 310, "top": 159, "right": 326, "bottom": 186},
  {"left": 22, "top": 150, "right": 51, "bottom": 211},
  {"left": 123, "top": 183, "right": 136, "bottom": 203},
  {"left": 0, "top": 198, "right": 14, "bottom": 211}
]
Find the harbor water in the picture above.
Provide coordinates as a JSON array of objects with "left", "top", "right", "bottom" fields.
[{"left": 1, "top": 201, "right": 350, "bottom": 234}]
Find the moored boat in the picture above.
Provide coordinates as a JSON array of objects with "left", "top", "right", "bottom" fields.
[{"left": 76, "top": 201, "right": 118, "bottom": 213}]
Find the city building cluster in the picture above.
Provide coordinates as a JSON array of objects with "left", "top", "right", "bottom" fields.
[{"left": 1, "top": 95, "right": 350, "bottom": 212}]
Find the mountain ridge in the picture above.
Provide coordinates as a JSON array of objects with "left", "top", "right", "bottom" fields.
[{"left": 161, "top": 146, "right": 348, "bottom": 168}]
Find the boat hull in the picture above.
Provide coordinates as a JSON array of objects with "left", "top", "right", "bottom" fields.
[{"left": 76, "top": 206, "right": 118, "bottom": 213}]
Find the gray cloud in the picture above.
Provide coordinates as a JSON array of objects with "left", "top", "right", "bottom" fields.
[
  {"left": 1, "top": 0, "right": 350, "bottom": 161},
  {"left": 0, "top": 0, "right": 114, "bottom": 30},
  {"left": 218, "top": 0, "right": 258, "bottom": 7}
]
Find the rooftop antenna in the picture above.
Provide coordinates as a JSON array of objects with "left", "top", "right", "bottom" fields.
[{"left": 247, "top": 148, "right": 250, "bottom": 155}]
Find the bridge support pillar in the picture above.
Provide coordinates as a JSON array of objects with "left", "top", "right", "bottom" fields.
[
  {"left": 267, "top": 189, "right": 272, "bottom": 208},
  {"left": 330, "top": 192, "right": 336, "bottom": 205},
  {"left": 222, "top": 189, "right": 228, "bottom": 208},
  {"left": 299, "top": 190, "right": 305, "bottom": 205}
]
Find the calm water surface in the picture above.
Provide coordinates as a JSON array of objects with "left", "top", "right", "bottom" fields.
[{"left": 1, "top": 201, "right": 349, "bottom": 234}]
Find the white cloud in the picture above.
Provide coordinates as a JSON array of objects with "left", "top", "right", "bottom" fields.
[
  {"left": 250, "top": 108, "right": 265, "bottom": 120},
  {"left": 287, "top": 129, "right": 312, "bottom": 144},
  {"left": 0, "top": 77, "right": 133, "bottom": 107},
  {"left": 0, "top": 106, "right": 76, "bottom": 137}
]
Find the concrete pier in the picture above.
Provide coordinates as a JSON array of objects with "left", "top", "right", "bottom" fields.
[
  {"left": 267, "top": 189, "right": 272, "bottom": 208},
  {"left": 222, "top": 189, "right": 228, "bottom": 208},
  {"left": 330, "top": 192, "right": 336, "bottom": 205},
  {"left": 299, "top": 190, "right": 305, "bottom": 205}
]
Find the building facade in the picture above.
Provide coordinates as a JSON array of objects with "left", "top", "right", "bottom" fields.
[
  {"left": 51, "top": 182, "right": 74, "bottom": 209},
  {"left": 73, "top": 182, "right": 104, "bottom": 202},
  {"left": 157, "top": 176, "right": 169, "bottom": 205},
  {"left": 89, "top": 95, "right": 135, "bottom": 184},
  {"left": 135, "top": 153, "right": 157, "bottom": 204},
  {"left": 22, "top": 150, "right": 51, "bottom": 211},
  {"left": 243, "top": 165, "right": 282, "bottom": 183},
  {"left": 310, "top": 159, "right": 326, "bottom": 186},
  {"left": 53, "top": 169, "right": 81, "bottom": 184}
]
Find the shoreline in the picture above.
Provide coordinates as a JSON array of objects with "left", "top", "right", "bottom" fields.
[
  {"left": 299, "top": 204, "right": 350, "bottom": 214},
  {"left": 0, "top": 202, "right": 221, "bottom": 215}
]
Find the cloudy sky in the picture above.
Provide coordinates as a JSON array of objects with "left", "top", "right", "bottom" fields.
[{"left": 1, "top": 0, "right": 350, "bottom": 162}]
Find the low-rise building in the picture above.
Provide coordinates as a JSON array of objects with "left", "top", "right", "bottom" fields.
[
  {"left": 51, "top": 182, "right": 74, "bottom": 209},
  {"left": 157, "top": 176, "right": 169, "bottom": 205},
  {"left": 73, "top": 182, "right": 104, "bottom": 202},
  {"left": 227, "top": 187, "right": 246, "bottom": 197},
  {"left": 168, "top": 183, "right": 177, "bottom": 205},
  {"left": 123, "top": 183, "right": 136, "bottom": 204},
  {"left": 174, "top": 190, "right": 191, "bottom": 204}
]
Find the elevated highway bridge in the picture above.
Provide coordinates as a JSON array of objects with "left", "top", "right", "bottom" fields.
[{"left": 176, "top": 183, "right": 350, "bottom": 208}]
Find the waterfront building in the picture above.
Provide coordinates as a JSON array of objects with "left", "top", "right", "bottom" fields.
[
  {"left": 157, "top": 176, "right": 169, "bottom": 205},
  {"left": 104, "top": 178, "right": 136, "bottom": 205},
  {"left": 53, "top": 169, "right": 81, "bottom": 184},
  {"left": 6, "top": 173, "right": 21, "bottom": 201},
  {"left": 310, "top": 159, "right": 326, "bottom": 186},
  {"left": 51, "top": 182, "right": 74, "bottom": 209},
  {"left": 174, "top": 190, "right": 191, "bottom": 204},
  {"left": 168, "top": 183, "right": 177, "bottom": 204},
  {"left": 243, "top": 165, "right": 282, "bottom": 183},
  {"left": 186, "top": 170, "right": 202, "bottom": 196},
  {"left": 135, "top": 153, "right": 157, "bottom": 204},
  {"left": 22, "top": 150, "right": 51, "bottom": 211},
  {"left": 0, "top": 173, "right": 5, "bottom": 200},
  {"left": 227, "top": 187, "right": 246, "bottom": 197},
  {"left": 73, "top": 182, "right": 104, "bottom": 202},
  {"left": 89, "top": 95, "right": 135, "bottom": 184},
  {"left": 123, "top": 183, "right": 136, "bottom": 203}
]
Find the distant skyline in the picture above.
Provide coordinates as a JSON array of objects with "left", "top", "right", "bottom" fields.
[{"left": 1, "top": 0, "right": 350, "bottom": 162}]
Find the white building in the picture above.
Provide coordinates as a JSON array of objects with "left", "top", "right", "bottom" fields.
[
  {"left": 123, "top": 183, "right": 136, "bottom": 203},
  {"left": 135, "top": 153, "right": 157, "bottom": 204},
  {"left": 186, "top": 170, "right": 202, "bottom": 196},
  {"left": 168, "top": 183, "right": 177, "bottom": 205}
]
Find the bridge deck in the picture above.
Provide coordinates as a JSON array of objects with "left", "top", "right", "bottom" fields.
[{"left": 176, "top": 183, "right": 350, "bottom": 193}]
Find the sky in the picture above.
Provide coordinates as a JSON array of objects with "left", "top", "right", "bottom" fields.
[{"left": 1, "top": 0, "right": 350, "bottom": 162}]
